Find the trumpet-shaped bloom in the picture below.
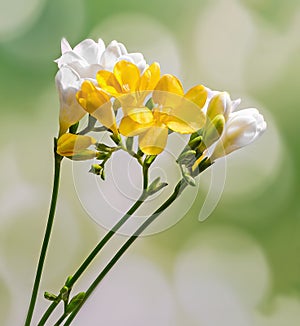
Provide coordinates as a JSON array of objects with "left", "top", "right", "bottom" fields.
[
  {"left": 119, "top": 74, "right": 207, "bottom": 155},
  {"left": 210, "top": 108, "right": 267, "bottom": 160},
  {"left": 96, "top": 60, "right": 160, "bottom": 108},
  {"left": 55, "top": 38, "right": 147, "bottom": 78},
  {"left": 76, "top": 81, "right": 118, "bottom": 135},
  {"left": 55, "top": 38, "right": 147, "bottom": 135},
  {"left": 57, "top": 133, "right": 97, "bottom": 160},
  {"left": 56, "top": 66, "right": 87, "bottom": 135}
]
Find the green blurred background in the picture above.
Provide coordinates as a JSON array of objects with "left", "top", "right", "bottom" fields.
[{"left": 1, "top": 0, "right": 300, "bottom": 325}]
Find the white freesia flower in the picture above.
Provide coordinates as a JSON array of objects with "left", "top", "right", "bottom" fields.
[
  {"left": 55, "top": 38, "right": 147, "bottom": 78},
  {"left": 56, "top": 66, "right": 87, "bottom": 135},
  {"left": 55, "top": 38, "right": 147, "bottom": 134},
  {"left": 210, "top": 108, "right": 267, "bottom": 160}
]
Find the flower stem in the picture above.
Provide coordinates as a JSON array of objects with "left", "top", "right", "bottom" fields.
[
  {"left": 63, "top": 179, "right": 188, "bottom": 325},
  {"left": 37, "top": 171, "right": 150, "bottom": 325},
  {"left": 24, "top": 140, "right": 62, "bottom": 326}
]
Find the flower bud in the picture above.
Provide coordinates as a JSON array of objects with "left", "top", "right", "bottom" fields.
[
  {"left": 206, "top": 92, "right": 232, "bottom": 122},
  {"left": 57, "top": 134, "right": 97, "bottom": 160},
  {"left": 211, "top": 108, "right": 267, "bottom": 160},
  {"left": 202, "top": 114, "right": 225, "bottom": 149}
]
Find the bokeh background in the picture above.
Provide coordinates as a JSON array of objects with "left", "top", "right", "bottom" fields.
[{"left": 1, "top": 0, "right": 300, "bottom": 325}]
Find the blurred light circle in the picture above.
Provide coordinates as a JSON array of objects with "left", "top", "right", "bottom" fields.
[
  {"left": 72, "top": 132, "right": 204, "bottom": 236},
  {"left": 90, "top": 12, "right": 181, "bottom": 76},
  {"left": 0, "top": 0, "right": 46, "bottom": 42},
  {"left": 2, "top": 0, "right": 86, "bottom": 64},
  {"left": 74, "top": 255, "right": 175, "bottom": 326},
  {"left": 174, "top": 226, "right": 270, "bottom": 325},
  {"left": 194, "top": 0, "right": 255, "bottom": 91}
]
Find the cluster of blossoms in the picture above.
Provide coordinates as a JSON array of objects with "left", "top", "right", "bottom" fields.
[{"left": 55, "top": 38, "right": 266, "bottom": 181}]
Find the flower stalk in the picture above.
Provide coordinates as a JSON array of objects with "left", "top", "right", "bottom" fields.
[{"left": 24, "top": 139, "right": 63, "bottom": 326}]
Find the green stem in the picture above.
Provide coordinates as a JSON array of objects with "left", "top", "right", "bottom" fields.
[
  {"left": 24, "top": 142, "right": 62, "bottom": 326},
  {"left": 37, "top": 175, "right": 150, "bottom": 325},
  {"left": 53, "top": 313, "right": 68, "bottom": 326},
  {"left": 64, "top": 179, "right": 188, "bottom": 325}
]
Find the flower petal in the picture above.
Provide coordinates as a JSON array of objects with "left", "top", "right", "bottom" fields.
[
  {"left": 153, "top": 74, "right": 184, "bottom": 109},
  {"left": 119, "top": 116, "right": 152, "bottom": 137},
  {"left": 139, "top": 62, "right": 161, "bottom": 91},
  {"left": 138, "top": 124, "right": 168, "bottom": 155},
  {"left": 60, "top": 38, "right": 72, "bottom": 54},
  {"left": 77, "top": 81, "right": 118, "bottom": 134},
  {"left": 184, "top": 85, "right": 207, "bottom": 108},
  {"left": 119, "top": 52, "right": 147, "bottom": 73},
  {"left": 56, "top": 67, "right": 86, "bottom": 135},
  {"left": 163, "top": 96, "right": 206, "bottom": 133},
  {"left": 113, "top": 60, "right": 140, "bottom": 92},
  {"left": 73, "top": 39, "right": 103, "bottom": 64},
  {"left": 96, "top": 70, "right": 123, "bottom": 97},
  {"left": 127, "top": 107, "right": 154, "bottom": 124}
]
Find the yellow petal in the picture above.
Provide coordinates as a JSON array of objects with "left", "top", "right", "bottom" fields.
[
  {"left": 92, "top": 101, "right": 118, "bottom": 135},
  {"left": 139, "top": 62, "right": 160, "bottom": 91},
  {"left": 119, "top": 116, "right": 152, "bottom": 137},
  {"left": 127, "top": 107, "right": 154, "bottom": 124},
  {"left": 57, "top": 134, "right": 96, "bottom": 156},
  {"left": 113, "top": 60, "right": 140, "bottom": 93},
  {"left": 96, "top": 70, "right": 122, "bottom": 96},
  {"left": 77, "top": 81, "right": 118, "bottom": 134},
  {"left": 138, "top": 123, "right": 168, "bottom": 155},
  {"left": 153, "top": 74, "right": 184, "bottom": 109},
  {"left": 184, "top": 85, "right": 207, "bottom": 108},
  {"left": 77, "top": 81, "right": 109, "bottom": 113},
  {"left": 163, "top": 96, "right": 206, "bottom": 133}
]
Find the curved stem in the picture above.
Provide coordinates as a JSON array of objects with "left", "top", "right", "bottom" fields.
[
  {"left": 37, "top": 170, "right": 150, "bottom": 325},
  {"left": 64, "top": 179, "right": 188, "bottom": 325},
  {"left": 24, "top": 142, "right": 62, "bottom": 326}
]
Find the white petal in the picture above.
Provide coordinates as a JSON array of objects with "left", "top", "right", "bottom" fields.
[
  {"left": 55, "top": 51, "right": 86, "bottom": 69},
  {"left": 100, "top": 40, "right": 129, "bottom": 71},
  {"left": 55, "top": 66, "right": 81, "bottom": 90},
  {"left": 61, "top": 37, "right": 72, "bottom": 54},
  {"left": 73, "top": 38, "right": 104, "bottom": 64},
  {"left": 119, "top": 53, "right": 147, "bottom": 73}
]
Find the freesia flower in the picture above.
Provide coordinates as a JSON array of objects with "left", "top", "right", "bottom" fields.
[
  {"left": 57, "top": 133, "right": 97, "bottom": 160},
  {"left": 210, "top": 108, "right": 267, "bottom": 160},
  {"left": 76, "top": 60, "right": 161, "bottom": 137},
  {"left": 56, "top": 66, "right": 87, "bottom": 135},
  {"left": 119, "top": 74, "right": 208, "bottom": 155},
  {"left": 96, "top": 60, "right": 160, "bottom": 108},
  {"left": 76, "top": 81, "right": 118, "bottom": 135},
  {"left": 55, "top": 38, "right": 147, "bottom": 78},
  {"left": 55, "top": 38, "right": 147, "bottom": 135}
]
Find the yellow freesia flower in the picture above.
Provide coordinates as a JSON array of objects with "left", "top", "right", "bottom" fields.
[
  {"left": 96, "top": 60, "right": 161, "bottom": 108},
  {"left": 119, "top": 74, "right": 207, "bottom": 155},
  {"left": 76, "top": 81, "right": 118, "bottom": 135},
  {"left": 57, "top": 133, "right": 97, "bottom": 160}
]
